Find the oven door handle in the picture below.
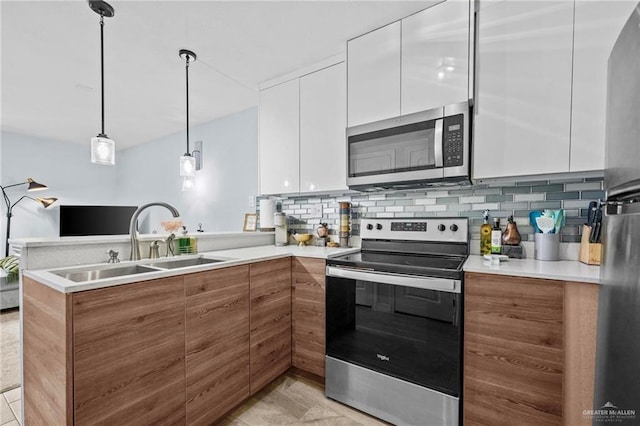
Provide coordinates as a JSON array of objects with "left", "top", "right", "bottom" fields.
[{"left": 326, "top": 266, "right": 461, "bottom": 294}]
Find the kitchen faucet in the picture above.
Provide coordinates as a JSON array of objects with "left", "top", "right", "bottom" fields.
[{"left": 129, "top": 202, "right": 180, "bottom": 260}]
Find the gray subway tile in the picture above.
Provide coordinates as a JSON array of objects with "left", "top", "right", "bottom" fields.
[
  {"left": 486, "top": 194, "right": 514, "bottom": 203},
  {"left": 473, "top": 187, "right": 502, "bottom": 195},
  {"left": 435, "top": 196, "right": 461, "bottom": 204},
  {"left": 503, "top": 186, "right": 531, "bottom": 194},
  {"left": 546, "top": 191, "right": 580, "bottom": 201},
  {"left": 581, "top": 190, "right": 605, "bottom": 200},
  {"left": 530, "top": 201, "right": 562, "bottom": 210},
  {"left": 561, "top": 235, "right": 582, "bottom": 243},
  {"left": 500, "top": 202, "right": 530, "bottom": 210},
  {"left": 532, "top": 184, "right": 564, "bottom": 193}
]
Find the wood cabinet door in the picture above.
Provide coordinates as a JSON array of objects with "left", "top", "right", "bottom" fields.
[
  {"left": 249, "top": 258, "right": 292, "bottom": 394},
  {"left": 72, "top": 276, "right": 187, "bottom": 425},
  {"left": 464, "top": 272, "right": 564, "bottom": 425},
  {"left": 292, "top": 257, "right": 326, "bottom": 377},
  {"left": 185, "top": 266, "right": 250, "bottom": 426}
]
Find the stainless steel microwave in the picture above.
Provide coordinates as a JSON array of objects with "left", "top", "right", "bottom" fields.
[{"left": 346, "top": 101, "right": 470, "bottom": 190}]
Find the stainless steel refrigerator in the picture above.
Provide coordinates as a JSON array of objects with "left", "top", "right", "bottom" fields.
[{"left": 593, "top": 3, "right": 640, "bottom": 424}]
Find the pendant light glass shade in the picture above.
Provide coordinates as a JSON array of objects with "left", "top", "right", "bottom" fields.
[
  {"left": 179, "top": 154, "right": 196, "bottom": 177},
  {"left": 182, "top": 176, "right": 195, "bottom": 191},
  {"left": 89, "top": 1, "right": 115, "bottom": 166},
  {"left": 179, "top": 49, "right": 197, "bottom": 191},
  {"left": 91, "top": 136, "right": 115, "bottom": 165}
]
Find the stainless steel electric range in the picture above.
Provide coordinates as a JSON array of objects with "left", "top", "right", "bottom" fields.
[{"left": 325, "top": 217, "right": 468, "bottom": 426}]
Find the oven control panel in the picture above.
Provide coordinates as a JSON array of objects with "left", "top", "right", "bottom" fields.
[{"left": 361, "top": 218, "right": 468, "bottom": 243}]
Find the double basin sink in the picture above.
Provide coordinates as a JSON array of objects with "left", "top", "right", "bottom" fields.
[{"left": 53, "top": 257, "right": 226, "bottom": 283}]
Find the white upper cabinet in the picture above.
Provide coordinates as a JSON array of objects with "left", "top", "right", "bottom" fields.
[
  {"left": 473, "top": 1, "right": 574, "bottom": 180},
  {"left": 347, "top": 21, "right": 401, "bottom": 127},
  {"left": 259, "top": 79, "right": 300, "bottom": 194},
  {"left": 570, "top": 1, "right": 638, "bottom": 172},
  {"left": 300, "top": 62, "right": 347, "bottom": 193},
  {"left": 401, "top": 0, "right": 471, "bottom": 115}
]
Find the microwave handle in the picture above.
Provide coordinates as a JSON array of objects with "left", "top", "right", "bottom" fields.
[{"left": 434, "top": 118, "right": 443, "bottom": 167}]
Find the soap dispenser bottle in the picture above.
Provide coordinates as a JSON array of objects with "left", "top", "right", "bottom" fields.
[
  {"left": 178, "top": 226, "right": 191, "bottom": 254},
  {"left": 480, "top": 210, "right": 492, "bottom": 255}
]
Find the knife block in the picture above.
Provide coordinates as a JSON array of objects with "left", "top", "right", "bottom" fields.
[{"left": 579, "top": 225, "right": 602, "bottom": 265}]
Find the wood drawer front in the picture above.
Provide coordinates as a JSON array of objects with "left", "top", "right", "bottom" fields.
[
  {"left": 185, "top": 265, "right": 250, "bottom": 426},
  {"left": 464, "top": 272, "right": 564, "bottom": 426},
  {"left": 292, "top": 257, "right": 326, "bottom": 377},
  {"left": 73, "top": 276, "right": 187, "bottom": 425},
  {"left": 249, "top": 258, "right": 292, "bottom": 394}
]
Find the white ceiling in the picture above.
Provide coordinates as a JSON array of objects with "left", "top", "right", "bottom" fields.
[{"left": 1, "top": 0, "right": 430, "bottom": 149}]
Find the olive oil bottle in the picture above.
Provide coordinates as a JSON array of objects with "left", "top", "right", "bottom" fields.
[
  {"left": 480, "top": 210, "right": 492, "bottom": 255},
  {"left": 491, "top": 217, "right": 502, "bottom": 254}
]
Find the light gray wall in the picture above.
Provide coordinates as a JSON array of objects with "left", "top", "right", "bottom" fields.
[
  {"left": 0, "top": 107, "right": 258, "bottom": 251},
  {"left": 0, "top": 131, "right": 119, "bottom": 246},
  {"left": 114, "top": 106, "right": 259, "bottom": 234}
]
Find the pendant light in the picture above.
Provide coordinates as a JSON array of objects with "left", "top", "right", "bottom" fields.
[
  {"left": 179, "top": 49, "right": 197, "bottom": 190},
  {"left": 89, "top": 0, "right": 116, "bottom": 166}
]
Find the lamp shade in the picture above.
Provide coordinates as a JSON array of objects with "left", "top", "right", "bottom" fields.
[
  {"left": 180, "top": 154, "right": 196, "bottom": 177},
  {"left": 182, "top": 176, "right": 194, "bottom": 191},
  {"left": 26, "top": 178, "right": 47, "bottom": 191},
  {"left": 36, "top": 197, "right": 58, "bottom": 208},
  {"left": 91, "top": 136, "right": 115, "bottom": 165}
]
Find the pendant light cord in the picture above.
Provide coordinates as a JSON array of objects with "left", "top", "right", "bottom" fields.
[
  {"left": 185, "top": 54, "right": 191, "bottom": 155},
  {"left": 100, "top": 14, "right": 106, "bottom": 136}
]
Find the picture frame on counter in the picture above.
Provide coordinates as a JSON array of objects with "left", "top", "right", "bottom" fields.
[{"left": 243, "top": 213, "right": 257, "bottom": 232}]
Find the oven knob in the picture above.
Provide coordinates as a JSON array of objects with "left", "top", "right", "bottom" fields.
[
  {"left": 376, "top": 223, "right": 383, "bottom": 230},
  {"left": 366, "top": 223, "right": 373, "bottom": 230},
  {"left": 438, "top": 224, "right": 446, "bottom": 232},
  {"left": 450, "top": 224, "right": 459, "bottom": 232}
]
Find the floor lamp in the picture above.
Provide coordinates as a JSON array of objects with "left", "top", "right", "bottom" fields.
[{"left": 1, "top": 178, "right": 57, "bottom": 257}]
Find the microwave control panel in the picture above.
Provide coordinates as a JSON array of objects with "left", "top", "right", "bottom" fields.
[{"left": 443, "top": 114, "right": 464, "bottom": 167}]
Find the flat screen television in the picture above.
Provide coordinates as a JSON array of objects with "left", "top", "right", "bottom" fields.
[{"left": 59, "top": 205, "right": 138, "bottom": 237}]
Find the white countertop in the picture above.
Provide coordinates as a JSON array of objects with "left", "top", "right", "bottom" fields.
[
  {"left": 463, "top": 255, "right": 601, "bottom": 284},
  {"left": 23, "top": 244, "right": 359, "bottom": 294}
]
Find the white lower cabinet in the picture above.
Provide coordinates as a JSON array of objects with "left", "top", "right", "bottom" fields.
[
  {"left": 259, "top": 62, "right": 347, "bottom": 195},
  {"left": 570, "top": 0, "right": 638, "bottom": 172},
  {"left": 473, "top": 0, "right": 574, "bottom": 180}
]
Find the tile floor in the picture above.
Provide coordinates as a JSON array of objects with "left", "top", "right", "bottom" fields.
[
  {"left": 0, "top": 387, "right": 21, "bottom": 426},
  {"left": 0, "top": 374, "right": 384, "bottom": 426}
]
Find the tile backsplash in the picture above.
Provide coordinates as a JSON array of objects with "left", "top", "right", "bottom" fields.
[{"left": 258, "top": 176, "right": 604, "bottom": 245}]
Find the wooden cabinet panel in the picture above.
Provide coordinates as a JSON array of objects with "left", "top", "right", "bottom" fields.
[
  {"left": 185, "top": 266, "right": 250, "bottom": 426},
  {"left": 249, "top": 258, "right": 292, "bottom": 394},
  {"left": 23, "top": 277, "right": 73, "bottom": 426},
  {"left": 464, "top": 272, "right": 564, "bottom": 425},
  {"left": 292, "top": 257, "right": 326, "bottom": 377},
  {"left": 72, "top": 276, "right": 186, "bottom": 425}
]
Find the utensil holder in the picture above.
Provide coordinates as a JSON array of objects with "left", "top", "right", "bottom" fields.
[
  {"left": 534, "top": 233, "right": 559, "bottom": 261},
  {"left": 579, "top": 225, "right": 602, "bottom": 265}
]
